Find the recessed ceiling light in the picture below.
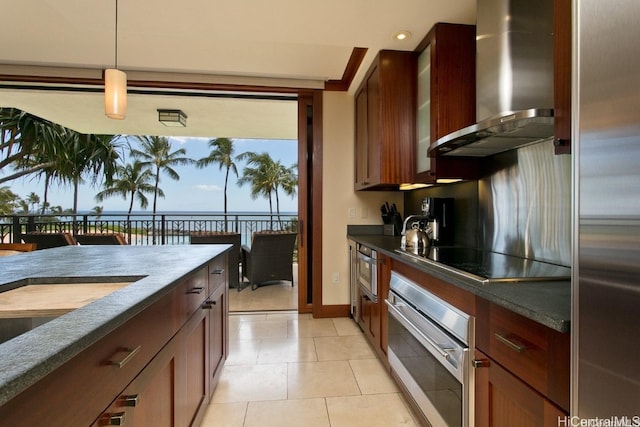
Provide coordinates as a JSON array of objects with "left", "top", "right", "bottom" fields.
[{"left": 393, "top": 31, "right": 412, "bottom": 41}]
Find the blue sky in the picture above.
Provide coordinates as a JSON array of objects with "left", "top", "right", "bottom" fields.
[{"left": 7, "top": 137, "right": 299, "bottom": 213}]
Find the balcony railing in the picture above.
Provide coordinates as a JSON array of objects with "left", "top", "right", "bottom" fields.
[{"left": 0, "top": 213, "right": 298, "bottom": 247}]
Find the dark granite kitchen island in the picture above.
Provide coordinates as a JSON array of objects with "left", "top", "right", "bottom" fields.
[{"left": 0, "top": 244, "right": 231, "bottom": 408}]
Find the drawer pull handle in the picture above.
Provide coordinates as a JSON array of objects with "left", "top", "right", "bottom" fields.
[
  {"left": 211, "top": 269, "right": 225, "bottom": 275},
  {"left": 494, "top": 333, "right": 526, "bottom": 353},
  {"left": 109, "top": 346, "right": 142, "bottom": 368},
  {"left": 202, "top": 300, "right": 216, "bottom": 309},
  {"left": 123, "top": 394, "right": 139, "bottom": 407},
  {"left": 472, "top": 359, "right": 490, "bottom": 368},
  {"left": 107, "top": 412, "right": 126, "bottom": 425},
  {"left": 187, "top": 286, "right": 205, "bottom": 294}
]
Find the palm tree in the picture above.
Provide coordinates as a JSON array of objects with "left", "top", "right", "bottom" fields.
[
  {"left": 0, "top": 108, "right": 121, "bottom": 211},
  {"left": 196, "top": 137, "right": 239, "bottom": 231},
  {"left": 54, "top": 132, "right": 121, "bottom": 214},
  {"left": 95, "top": 161, "right": 156, "bottom": 221},
  {"left": 130, "top": 136, "right": 193, "bottom": 215},
  {"left": 237, "top": 152, "right": 282, "bottom": 228},
  {"left": 26, "top": 192, "right": 40, "bottom": 214},
  {"left": 91, "top": 205, "right": 104, "bottom": 219},
  {"left": 0, "top": 186, "right": 20, "bottom": 215},
  {"left": 275, "top": 162, "right": 298, "bottom": 227},
  {"left": 0, "top": 108, "right": 62, "bottom": 184}
]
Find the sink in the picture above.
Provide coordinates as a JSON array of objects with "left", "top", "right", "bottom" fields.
[{"left": 0, "top": 276, "right": 144, "bottom": 344}]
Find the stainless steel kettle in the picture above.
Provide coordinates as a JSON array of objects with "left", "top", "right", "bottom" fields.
[{"left": 400, "top": 215, "right": 431, "bottom": 254}]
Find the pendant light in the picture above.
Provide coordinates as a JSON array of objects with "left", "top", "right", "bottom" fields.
[{"left": 104, "top": 0, "right": 127, "bottom": 119}]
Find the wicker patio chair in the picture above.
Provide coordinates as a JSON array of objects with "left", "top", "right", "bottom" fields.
[
  {"left": 241, "top": 231, "right": 297, "bottom": 291},
  {"left": 22, "top": 231, "right": 77, "bottom": 249},
  {"left": 190, "top": 232, "right": 242, "bottom": 291},
  {"left": 76, "top": 232, "right": 128, "bottom": 245}
]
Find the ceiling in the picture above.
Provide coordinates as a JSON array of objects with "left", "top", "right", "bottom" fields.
[{"left": 0, "top": 0, "right": 475, "bottom": 139}]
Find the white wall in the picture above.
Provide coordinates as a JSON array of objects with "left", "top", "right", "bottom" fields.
[{"left": 321, "top": 91, "right": 403, "bottom": 305}]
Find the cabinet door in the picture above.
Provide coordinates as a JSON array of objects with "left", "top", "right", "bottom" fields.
[
  {"left": 415, "top": 23, "right": 478, "bottom": 183},
  {"left": 416, "top": 45, "right": 432, "bottom": 177},
  {"left": 208, "top": 287, "right": 226, "bottom": 393},
  {"left": 553, "top": 0, "right": 572, "bottom": 154},
  {"left": 365, "top": 67, "right": 381, "bottom": 186},
  {"left": 355, "top": 87, "right": 369, "bottom": 188},
  {"left": 176, "top": 307, "right": 209, "bottom": 427},
  {"left": 354, "top": 68, "right": 381, "bottom": 189},
  {"left": 475, "top": 349, "right": 566, "bottom": 427},
  {"left": 359, "top": 292, "right": 380, "bottom": 351},
  {"left": 377, "top": 254, "right": 390, "bottom": 359},
  {"left": 354, "top": 50, "right": 415, "bottom": 190},
  {"left": 93, "top": 334, "right": 179, "bottom": 427}
]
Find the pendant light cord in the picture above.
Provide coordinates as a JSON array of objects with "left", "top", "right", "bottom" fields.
[{"left": 114, "top": 0, "right": 119, "bottom": 69}]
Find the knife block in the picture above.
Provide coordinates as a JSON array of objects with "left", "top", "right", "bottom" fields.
[{"left": 382, "top": 213, "right": 403, "bottom": 236}]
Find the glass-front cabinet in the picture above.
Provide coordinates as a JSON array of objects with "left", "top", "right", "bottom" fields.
[
  {"left": 416, "top": 46, "right": 432, "bottom": 177},
  {"left": 414, "top": 23, "right": 478, "bottom": 184}
]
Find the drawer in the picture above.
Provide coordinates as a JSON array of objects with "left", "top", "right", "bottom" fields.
[
  {"left": 179, "top": 267, "right": 208, "bottom": 323},
  {"left": 476, "top": 298, "right": 570, "bottom": 411},
  {"left": 0, "top": 291, "right": 176, "bottom": 427},
  {"left": 208, "top": 254, "right": 227, "bottom": 295}
]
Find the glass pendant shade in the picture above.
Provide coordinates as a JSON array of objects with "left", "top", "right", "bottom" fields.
[{"left": 104, "top": 68, "right": 127, "bottom": 119}]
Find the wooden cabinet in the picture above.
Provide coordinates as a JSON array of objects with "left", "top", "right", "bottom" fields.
[
  {"left": 358, "top": 254, "right": 390, "bottom": 361},
  {"left": 359, "top": 288, "right": 379, "bottom": 347},
  {"left": 475, "top": 298, "right": 570, "bottom": 426},
  {"left": 176, "top": 303, "right": 209, "bottom": 427},
  {"left": 354, "top": 50, "right": 416, "bottom": 190},
  {"left": 377, "top": 254, "right": 390, "bottom": 360},
  {"left": 0, "top": 254, "right": 228, "bottom": 427},
  {"left": 475, "top": 348, "right": 566, "bottom": 427},
  {"left": 208, "top": 283, "right": 226, "bottom": 391},
  {"left": 93, "top": 332, "right": 179, "bottom": 427},
  {"left": 415, "top": 23, "right": 479, "bottom": 183},
  {"left": 553, "top": 0, "right": 572, "bottom": 155}
]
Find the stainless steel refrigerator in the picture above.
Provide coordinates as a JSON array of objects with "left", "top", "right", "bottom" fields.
[{"left": 573, "top": 0, "right": 640, "bottom": 417}]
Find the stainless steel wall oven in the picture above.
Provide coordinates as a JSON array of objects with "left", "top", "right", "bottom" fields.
[
  {"left": 386, "top": 272, "right": 474, "bottom": 427},
  {"left": 356, "top": 243, "right": 378, "bottom": 301}
]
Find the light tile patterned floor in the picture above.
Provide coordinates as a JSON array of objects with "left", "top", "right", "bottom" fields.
[{"left": 200, "top": 313, "right": 418, "bottom": 427}]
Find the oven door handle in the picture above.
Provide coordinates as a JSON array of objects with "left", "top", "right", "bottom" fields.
[
  {"left": 385, "top": 299, "right": 452, "bottom": 360},
  {"left": 356, "top": 251, "right": 376, "bottom": 266}
]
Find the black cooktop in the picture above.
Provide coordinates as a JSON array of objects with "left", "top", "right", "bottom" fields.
[{"left": 396, "top": 247, "right": 571, "bottom": 283}]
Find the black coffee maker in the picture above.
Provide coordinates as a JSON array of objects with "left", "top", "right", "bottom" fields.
[{"left": 421, "top": 197, "right": 454, "bottom": 246}]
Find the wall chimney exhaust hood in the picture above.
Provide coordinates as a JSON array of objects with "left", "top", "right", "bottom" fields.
[{"left": 429, "top": 0, "right": 555, "bottom": 157}]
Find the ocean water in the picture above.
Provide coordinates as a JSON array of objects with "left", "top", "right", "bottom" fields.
[
  {"left": 78, "top": 210, "right": 297, "bottom": 222},
  {"left": 76, "top": 211, "right": 299, "bottom": 246}
]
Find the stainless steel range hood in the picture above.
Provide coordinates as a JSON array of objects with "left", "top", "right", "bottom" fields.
[{"left": 429, "top": 0, "right": 555, "bottom": 157}]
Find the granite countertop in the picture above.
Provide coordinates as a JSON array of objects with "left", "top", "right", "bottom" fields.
[
  {"left": 348, "top": 233, "right": 571, "bottom": 334},
  {"left": 0, "top": 244, "right": 231, "bottom": 407}
]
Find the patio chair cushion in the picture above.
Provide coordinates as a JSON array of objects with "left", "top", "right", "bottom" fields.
[
  {"left": 76, "top": 233, "right": 128, "bottom": 245},
  {"left": 22, "top": 232, "right": 77, "bottom": 249}
]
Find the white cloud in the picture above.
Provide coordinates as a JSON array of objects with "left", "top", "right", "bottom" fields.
[{"left": 194, "top": 184, "right": 223, "bottom": 192}]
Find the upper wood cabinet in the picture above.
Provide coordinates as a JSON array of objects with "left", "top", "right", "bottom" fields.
[
  {"left": 553, "top": 0, "right": 572, "bottom": 155},
  {"left": 354, "top": 50, "right": 416, "bottom": 190},
  {"left": 415, "top": 23, "right": 479, "bottom": 183}
]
